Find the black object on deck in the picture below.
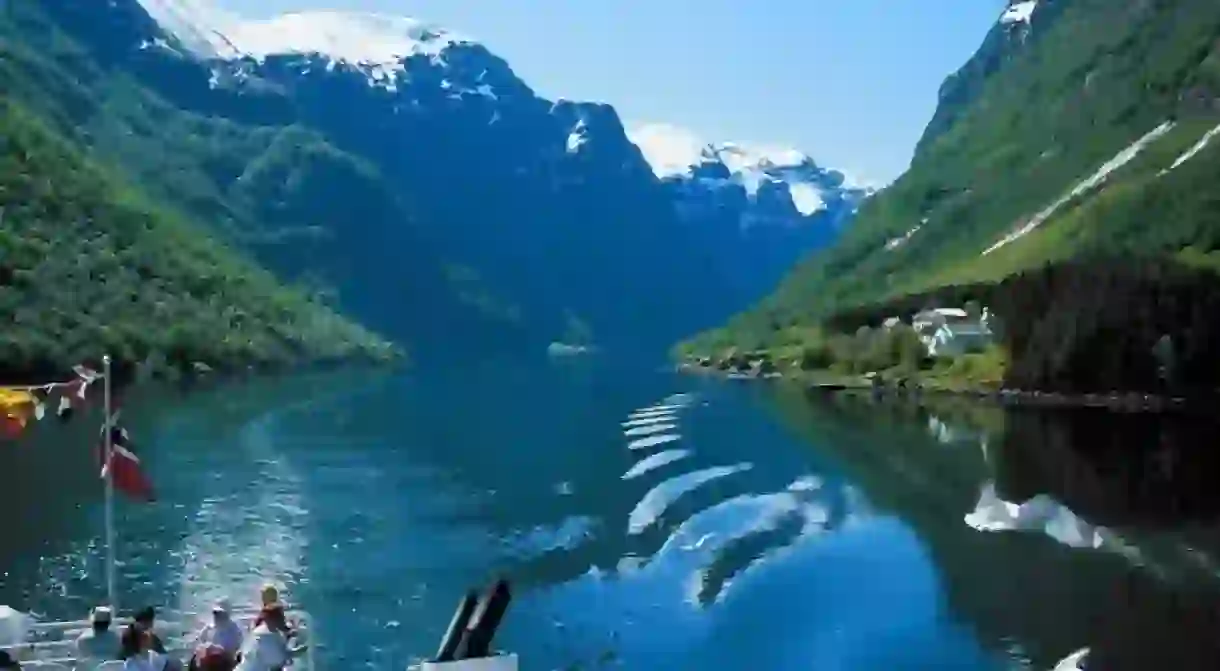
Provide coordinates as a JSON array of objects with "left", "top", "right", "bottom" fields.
[
  {"left": 434, "top": 590, "right": 479, "bottom": 662},
  {"left": 434, "top": 578, "right": 514, "bottom": 662},
  {"left": 456, "top": 579, "right": 512, "bottom": 659}
]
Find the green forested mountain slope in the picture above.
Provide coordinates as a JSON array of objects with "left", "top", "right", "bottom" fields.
[
  {"left": 0, "top": 4, "right": 400, "bottom": 377},
  {"left": 0, "top": 98, "right": 399, "bottom": 378},
  {"left": 0, "top": 0, "right": 697, "bottom": 358},
  {"left": 686, "top": 0, "right": 1220, "bottom": 353}
]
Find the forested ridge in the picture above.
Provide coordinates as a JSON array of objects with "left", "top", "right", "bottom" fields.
[
  {"left": 681, "top": 0, "right": 1220, "bottom": 393},
  {"left": 0, "top": 97, "right": 400, "bottom": 380},
  {"left": 0, "top": 0, "right": 403, "bottom": 379}
]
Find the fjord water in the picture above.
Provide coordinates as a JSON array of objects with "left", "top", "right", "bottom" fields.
[{"left": 4, "top": 359, "right": 1220, "bottom": 670}]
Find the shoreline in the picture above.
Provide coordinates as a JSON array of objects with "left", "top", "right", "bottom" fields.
[{"left": 675, "top": 362, "right": 1207, "bottom": 414}]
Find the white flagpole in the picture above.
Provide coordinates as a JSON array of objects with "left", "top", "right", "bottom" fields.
[{"left": 102, "top": 354, "right": 117, "bottom": 613}]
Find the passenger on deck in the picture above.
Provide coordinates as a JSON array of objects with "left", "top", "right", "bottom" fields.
[
  {"left": 120, "top": 625, "right": 168, "bottom": 671},
  {"left": 248, "top": 586, "right": 278, "bottom": 631},
  {"left": 259, "top": 586, "right": 278, "bottom": 610},
  {"left": 76, "top": 606, "right": 121, "bottom": 664},
  {"left": 194, "top": 600, "right": 243, "bottom": 660},
  {"left": 0, "top": 649, "right": 19, "bottom": 670},
  {"left": 192, "top": 645, "right": 234, "bottom": 671},
  {"left": 234, "top": 605, "right": 305, "bottom": 671},
  {"left": 250, "top": 587, "right": 295, "bottom": 640},
  {"left": 132, "top": 607, "right": 167, "bottom": 655},
  {"left": 133, "top": 609, "right": 183, "bottom": 671}
]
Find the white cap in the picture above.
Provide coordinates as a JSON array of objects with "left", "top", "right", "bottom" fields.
[
  {"left": 211, "top": 599, "right": 231, "bottom": 614},
  {"left": 90, "top": 606, "right": 112, "bottom": 623}
]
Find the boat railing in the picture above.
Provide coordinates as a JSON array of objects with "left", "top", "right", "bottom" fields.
[{"left": 12, "top": 606, "right": 314, "bottom": 671}]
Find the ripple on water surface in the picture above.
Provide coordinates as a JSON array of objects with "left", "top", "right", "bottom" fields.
[
  {"left": 621, "top": 449, "right": 692, "bottom": 480},
  {"left": 24, "top": 375, "right": 1018, "bottom": 670}
]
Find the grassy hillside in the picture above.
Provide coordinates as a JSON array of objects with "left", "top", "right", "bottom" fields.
[
  {"left": 0, "top": 91, "right": 398, "bottom": 379},
  {"left": 683, "top": 0, "right": 1220, "bottom": 373}
]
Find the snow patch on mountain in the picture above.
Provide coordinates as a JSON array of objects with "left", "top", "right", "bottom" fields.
[
  {"left": 136, "top": 0, "right": 471, "bottom": 77},
  {"left": 628, "top": 122, "right": 865, "bottom": 217},
  {"left": 626, "top": 122, "right": 706, "bottom": 178},
  {"left": 136, "top": 0, "right": 240, "bottom": 57},
  {"left": 566, "top": 119, "right": 589, "bottom": 154},
  {"left": 227, "top": 12, "right": 468, "bottom": 64},
  {"left": 984, "top": 120, "right": 1175, "bottom": 255},
  {"left": 1000, "top": 1, "right": 1038, "bottom": 25},
  {"left": 788, "top": 184, "right": 826, "bottom": 216}
]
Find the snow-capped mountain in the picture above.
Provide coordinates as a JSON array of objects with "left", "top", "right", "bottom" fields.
[
  {"left": 20, "top": 0, "right": 861, "bottom": 355},
  {"left": 629, "top": 122, "right": 872, "bottom": 231},
  {"left": 626, "top": 122, "right": 872, "bottom": 296}
]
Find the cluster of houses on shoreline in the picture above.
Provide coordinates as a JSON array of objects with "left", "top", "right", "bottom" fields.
[
  {"left": 885, "top": 305, "right": 996, "bottom": 357},
  {"left": 684, "top": 303, "right": 998, "bottom": 377}
]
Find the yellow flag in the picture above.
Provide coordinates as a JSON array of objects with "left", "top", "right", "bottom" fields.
[
  {"left": 0, "top": 388, "right": 34, "bottom": 410},
  {"left": 0, "top": 389, "right": 34, "bottom": 438}
]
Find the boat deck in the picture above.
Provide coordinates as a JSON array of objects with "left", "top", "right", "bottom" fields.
[{"left": 11, "top": 606, "right": 315, "bottom": 670}]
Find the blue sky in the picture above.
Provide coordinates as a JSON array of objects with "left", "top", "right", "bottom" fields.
[{"left": 214, "top": 1, "right": 1006, "bottom": 184}]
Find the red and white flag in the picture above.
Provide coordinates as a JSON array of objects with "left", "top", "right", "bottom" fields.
[{"left": 98, "top": 411, "right": 155, "bottom": 502}]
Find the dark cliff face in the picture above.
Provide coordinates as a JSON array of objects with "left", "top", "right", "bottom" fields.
[{"left": 16, "top": 0, "right": 839, "bottom": 358}]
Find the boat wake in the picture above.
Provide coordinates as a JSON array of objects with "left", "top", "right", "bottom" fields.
[
  {"left": 174, "top": 413, "right": 308, "bottom": 618},
  {"left": 607, "top": 392, "right": 858, "bottom": 607}
]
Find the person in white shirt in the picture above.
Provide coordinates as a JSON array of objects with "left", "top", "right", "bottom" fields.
[
  {"left": 76, "top": 606, "right": 121, "bottom": 665},
  {"left": 234, "top": 605, "right": 304, "bottom": 671},
  {"left": 120, "top": 625, "right": 168, "bottom": 671},
  {"left": 195, "top": 600, "right": 243, "bottom": 660}
]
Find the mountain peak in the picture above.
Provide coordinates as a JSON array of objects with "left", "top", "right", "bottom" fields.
[
  {"left": 626, "top": 122, "right": 815, "bottom": 181},
  {"left": 136, "top": 0, "right": 471, "bottom": 66},
  {"left": 710, "top": 142, "right": 812, "bottom": 173},
  {"left": 627, "top": 122, "right": 870, "bottom": 217}
]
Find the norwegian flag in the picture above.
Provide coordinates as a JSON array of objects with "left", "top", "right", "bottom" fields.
[{"left": 98, "top": 411, "right": 155, "bottom": 502}]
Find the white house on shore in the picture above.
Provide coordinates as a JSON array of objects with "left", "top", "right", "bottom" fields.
[
  {"left": 927, "top": 320, "right": 992, "bottom": 357},
  {"left": 912, "top": 307, "right": 969, "bottom": 334},
  {"left": 904, "top": 306, "right": 995, "bottom": 357}
]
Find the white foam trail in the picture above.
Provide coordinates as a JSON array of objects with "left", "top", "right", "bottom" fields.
[
  {"left": 622, "top": 449, "right": 691, "bottom": 480},
  {"left": 630, "top": 404, "right": 683, "bottom": 416},
  {"left": 176, "top": 416, "right": 307, "bottom": 619},
  {"left": 626, "top": 411, "right": 680, "bottom": 423},
  {"left": 657, "top": 492, "right": 801, "bottom": 558},
  {"left": 787, "top": 475, "right": 823, "bottom": 492},
  {"left": 627, "top": 464, "right": 752, "bottom": 534},
  {"left": 628, "top": 434, "right": 681, "bottom": 451},
  {"left": 624, "top": 423, "right": 678, "bottom": 437},
  {"left": 621, "top": 414, "right": 677, "bottom": 428}
]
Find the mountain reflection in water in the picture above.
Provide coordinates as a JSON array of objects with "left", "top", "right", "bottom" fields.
[
  {"left": 964, "top": 481, "right": 1108, "bottom": 550},
  {"left": 768, "top": 387, "right": 1220, "bottom": 671}
]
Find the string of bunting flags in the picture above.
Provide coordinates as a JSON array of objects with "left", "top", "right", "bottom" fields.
[
  {"left": 1, "top": 357, "right": 153, "bottom": 610},
  {"left": 0, "top": 363, "right": 154, "bottom": 501},
  {"left": 0, "top": 364, "right": 102, "bottom": 437}
]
